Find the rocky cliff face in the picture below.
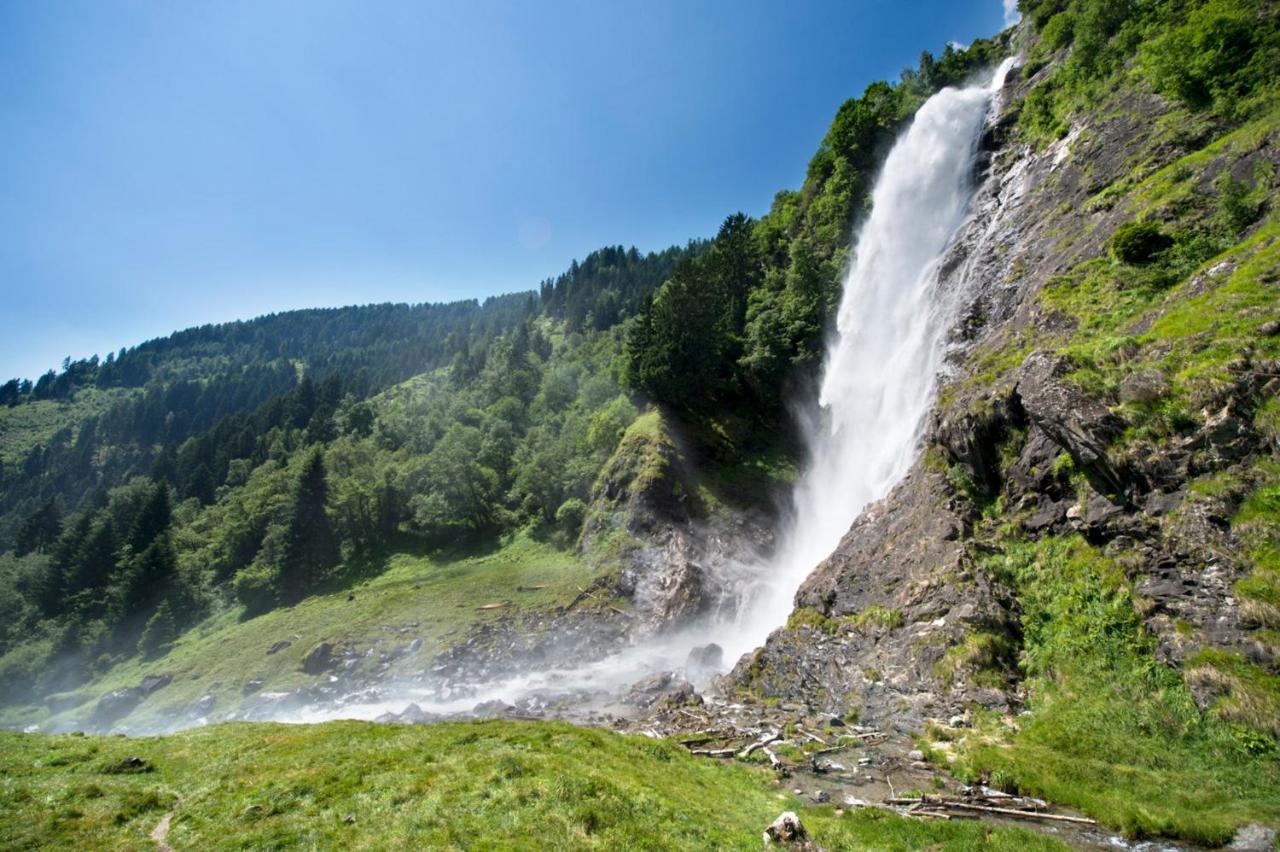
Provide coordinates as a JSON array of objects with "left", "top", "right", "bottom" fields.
[{"left": 726, "top": 46, "right": 1280, "bottom": 739}]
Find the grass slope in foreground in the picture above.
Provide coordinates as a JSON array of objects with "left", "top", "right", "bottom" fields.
[{"left": 0, "top": 720, "right": 1066, "bottom": 851}]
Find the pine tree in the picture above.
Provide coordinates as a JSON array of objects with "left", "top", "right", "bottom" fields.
[
  {"left": 279, "top": 449, "right": 339, "bottom": 604},
  {"left": 138, "top": 600, "right": 177, "bottom": 658},
  {"left": 15, "top": 498, "right": 63, "bottom": 556},
  {"left": 127, "top": 482, "right": 172, "bottom": 553}
]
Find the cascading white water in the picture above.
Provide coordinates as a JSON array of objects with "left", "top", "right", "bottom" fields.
[{"left": 715, "top": 58, "right": 1017, "bottom": 664}]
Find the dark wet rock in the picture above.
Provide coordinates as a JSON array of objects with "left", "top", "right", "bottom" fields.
[
  {"left": 933, "top": 390, "right": 1019, "bottom": 499},
  {"left": 685, "top": 643, "right": 724, "bottom": 679},
  {"left": 193, "top": 694, "right": 216, "bottom": 716},
  {"left": 302, "top": 642, "right": 335, "bottom": 675},
  {"left": 138, "top": 674, "right": 171, "bottom": 697},
  {"left": 242, "top": 679, "right": 265, "bottom": 696},
  {"left": 102, "top": 756, "right": 153, "bottom": 775},
  {"left": 1024, "top": 498, "right": 1070, "bottom": 533},
  {"left": 267, "top": 640, "right": 292, "bottom": 655},
  {"left": 93, "top": 689, "right": 142, "bottom": 728}
]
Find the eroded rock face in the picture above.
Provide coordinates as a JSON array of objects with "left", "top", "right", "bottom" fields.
[
  {"left": 729, "top": 466, "right": 1019, "bottom": 731},
  {"left": 584, "top": 412, "right": 776, "bottom": 637}
]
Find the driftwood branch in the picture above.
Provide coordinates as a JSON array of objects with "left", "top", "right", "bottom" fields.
[
  {"left": 738, "top": 732, "right": 781, "bottom": 759},
  {"left": 690, "top": 748, "right": 736, "bottom": 758}
]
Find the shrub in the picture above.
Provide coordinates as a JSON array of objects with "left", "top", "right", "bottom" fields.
[
  {"left": 1042, "top": 12, "right": 1075, "bottom": 50},
  {"left": 554, "top": 498, "right": 587, "bottom": 538},
  {"left": 1110, "top": 221, "right": 1173, "bottom": 265},
  {"left": 233, "top": 561, "right": 280, "bottom": 616}
]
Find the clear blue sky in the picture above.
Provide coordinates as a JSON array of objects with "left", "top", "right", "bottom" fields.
[{"left": 1, "top": 0, "right": 1012, "bottom": 382}]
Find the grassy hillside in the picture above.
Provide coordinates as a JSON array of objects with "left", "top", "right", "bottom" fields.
[
  {"left": 0, "top": 720, "right": 1065, "bottom": 851},
  {"left": 0, "top": 534, "right": 613, "bottom": 732}
]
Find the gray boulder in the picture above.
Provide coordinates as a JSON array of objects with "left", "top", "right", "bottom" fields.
[
  {"left": 302, "top": 642, "right": 335, "bottom": 675},
  {"left": 93, "top": 688, "right": 142, "bottom": 728},
  {"left": 138, "top": 674, "right": 171, "bottom": 697}
]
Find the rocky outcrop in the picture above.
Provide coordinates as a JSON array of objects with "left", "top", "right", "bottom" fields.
[
  {"left": 729, "top": 464, "right": 1019, "bottom": 731},
  {"left": 583, "top": 411, "right": 775, "bottom": 637}
]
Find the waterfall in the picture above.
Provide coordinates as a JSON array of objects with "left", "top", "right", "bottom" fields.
[
  {"left": 275, "top": 60, "right": 1019, "bottom": 725},
  {"left": 716, "top": 58, "right": 1017, "bottom": 664}
]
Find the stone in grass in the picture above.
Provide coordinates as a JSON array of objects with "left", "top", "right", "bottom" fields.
[
  {"left": 1259, "top": 320, "right": 1280, "bottom": 337},
  {"left": 1119, "top": 370, "right": 1169, "bottom": 405},
  {"left": 763, "top": 812, "right": 815, "bottom": 848},
  {"left": 138, "top": 674, "right": 171, "bottom": 696}
]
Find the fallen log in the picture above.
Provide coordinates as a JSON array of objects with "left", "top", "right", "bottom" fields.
[
  {"left": 738, "top": 732, "right": 781, "bottom": 759},
  {"left": 938, "top": 802, "right": 1096, "bottom": 825},
  {"left": 691, "top": 748, "right": 737, "bottom": 758}
]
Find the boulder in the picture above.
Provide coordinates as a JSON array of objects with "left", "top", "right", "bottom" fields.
[
  {"left": 193, "top": 694, "right": 216, "bottom": 716},
  {"left": 685, "top": 643, "right": 724, "bottom": 680},
  {"left": 138, "top": 674, "right": 171, "bottom": 697},
  {"left": 242, "top": 679, "right": 264, "bottom": 696},
  {"left": 1260, "top": 320, "right": 1280, "bottom": 337},
  {"left": 1119, "top": 369, "right": 1169, "bottom": 405},
  {"left": 471, "top": 699, "right": 515, "bottom": 718},
  {"left": 93, "top": 688, "right": 142, "bottom": 728},
  {"left": 625, "top": 671, "right": 690, "bottom": 707},
  {"left": 302, "top": 642, "right": 335, "bottom": 675},
  {"left": 763, "top": 812, "right": 812, "bottom": 847},
  {"left": 267, "top": 640, "right": 292, "bottom": 656}
]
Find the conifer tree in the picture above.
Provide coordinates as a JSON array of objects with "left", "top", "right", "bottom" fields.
[
  {"left": 15, "top": 498, "right": 63, "bottom": 556},
  {"left": 138, "top": 600, "right": 177, "bottom": 658},
  {"left": 279, "top": 449, "right": 339, "bottom": 604}
]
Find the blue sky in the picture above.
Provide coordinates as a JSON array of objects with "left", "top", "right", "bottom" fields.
[{"left": 0, "top": 0, "right": 1011, "bottom": 381}]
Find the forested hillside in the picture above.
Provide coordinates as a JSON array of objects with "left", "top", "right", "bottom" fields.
[{"left": 0, "top": 244, "right": 696, "bottom": 702}]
